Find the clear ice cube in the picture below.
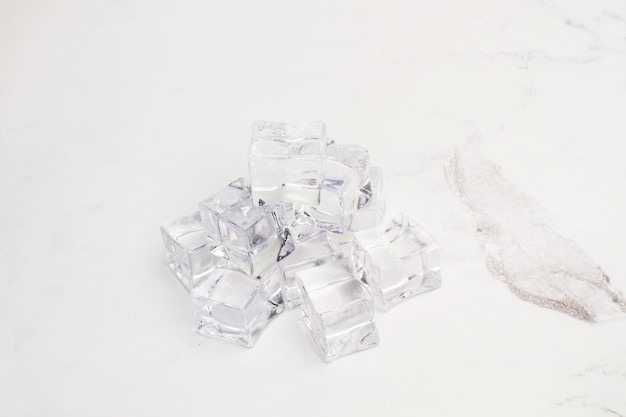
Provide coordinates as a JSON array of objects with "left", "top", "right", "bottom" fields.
[
  {"left": 258, "top": 264, "right": 285, "bottom": 318},
  {"left": 308, "top": 143, "right": 369, "bottom": 233},
  {"left": 296, "top": 259, "right": 379, "bottom": 362},
  {"left": 328, "top": 230, "right": 355, "bottom": 259},
  {"left": 160, "top": 212, "right": 224, "bottom": 291},
  {"left": 198, "top": 177, "right": 251, "bottom": 241},
  {"left": 353, "top": 214, "right": 441, "bottom": 311},
  {"left": 350, "top": 166, "right": 385, "bottom": 231},
  {"left": 192, "top": 267, "right": 270, "bottom": 347},
  {"left": 278, "top": 230, "right": 343, "bottom": 309},
  {"left": 218, "top": 199, "right": 286, "bottom": 276},
  {"left": 248, "top": 121, "right": 327, "bottom": 206},
  {"left": 283, "top": 208, "right": 320, "bottom": 244}
]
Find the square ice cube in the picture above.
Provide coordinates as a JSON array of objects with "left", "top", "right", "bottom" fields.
[
  {"left": 353, "top": 214, "right": 441, "bottom": 311},
  {"left": 160, "top": 212, "right": 223, "bottom": 291},
  {"left": 198, "top": 177, "right": 251, "bottom": 241},
  {"left": 308, "top": 143, "right": 369, "bottom": 233},
  {"left": 350, "top": 166, "right": 385, "bottom": 231},
  {"left": 266, "top": 200, "right": 297, "bottom": 232},
  {"left": 283, "top": 208, "right": 320, "bottom": 244},
  {"left": 274, "top": 208, "right": 320, "bottom": 261},
  {"left": 296, "top": 260, "right": 379, "bottom": 362},
  {"left": 248, "top": 121, "right": 327, "bottom": 206},
  {"left": 278, "top": 230, "right": 343, "bottom": 309},
  {"left": 192, "top": 267, "right": 269, "bottom": 347},
  {"left": 295, "top": 258, "right": 355, "bottom": 292},
  {"left": 258, "top": 264, "right": 284, "bottom": 318},
  {"left": 328, "top": 230, "right": 355, "bottom": 259},
  {"left": 218, "top": 200, "right": 286, "bottom": 276}
]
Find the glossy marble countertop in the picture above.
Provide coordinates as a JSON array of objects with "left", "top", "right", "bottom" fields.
[{"left": 1, "top": 0, "right": 625, "bottom": 415}]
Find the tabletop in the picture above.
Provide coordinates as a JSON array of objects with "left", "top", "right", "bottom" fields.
[{"left": 1, "top": 0, "right": 625, "bottom": 415}]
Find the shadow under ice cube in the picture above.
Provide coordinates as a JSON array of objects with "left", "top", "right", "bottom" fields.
[
  {"left": 160, "top": 212, "right": 223, "bottom": 291},
  {"left": 296, "top": 260, "right": 379, "bottom": 362},
  {"left": 192, "top": 267, "right": 270, "bottom": 348},
  {"left": 248, "top": 121, "right": 327, "bottom": 206},
  {"left": 353, "top": 214, "right": 441, "bottom": 311}
]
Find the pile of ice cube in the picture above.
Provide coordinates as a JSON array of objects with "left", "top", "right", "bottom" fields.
[{"left": 160, "top": 121, "right": 441, "bottom": 362}]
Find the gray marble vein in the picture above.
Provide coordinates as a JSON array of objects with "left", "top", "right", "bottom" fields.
[
  {"left": 446, "top": 141, "right": 626, "bottom": 321},
  {"left": 554, "top": 363, "right": 626, "bottom": 416}
]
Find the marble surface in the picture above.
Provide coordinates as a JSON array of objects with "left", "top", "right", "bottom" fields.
[{"left": 1, "top": 0, "right": 625, "bottom": 415}]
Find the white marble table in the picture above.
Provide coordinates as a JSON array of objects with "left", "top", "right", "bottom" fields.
[{"left": 1, "top": 0, "right": 625, "bottom": 415}]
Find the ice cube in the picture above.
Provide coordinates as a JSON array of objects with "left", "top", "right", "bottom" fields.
[
  {"left": 278, "top": 230, "right": 343, "bottom": 309},
  {"left": 160, "top": 212, "right": 224, "bottom": 291},
  {"left": 258, "top": 264, "right": 284, "bottom": 318},
  {"left": 296, "top": 259, "right": 379, "bottom": 362},
  {"left": 352, "top": 214, "right": 441, "bottom": 311},
  {"left": 308, "top": 143, "right": 369, "bottom": 233},
  {"left": 198, "top": 177, "right": 251, "bottom": 241},
  {"left": 248, "top": 121, "right": 327, "bottom": 206},
  {"left": 192, "top": 267, "right": 270, "bottom": 347},
  {"left": 218, "top": 199, "right": 287, "bottom": 276},
  {"left": 350, "top": 166, "right": 385, "bottom": 231},
  {"left": 328, "top": 230, "right": 355, "bottom": 260}
]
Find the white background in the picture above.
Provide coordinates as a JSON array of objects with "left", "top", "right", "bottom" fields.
[{"left": 1, "top": 0, "right": 625, "bottom": 415}]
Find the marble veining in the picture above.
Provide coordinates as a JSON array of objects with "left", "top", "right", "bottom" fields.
[
  {"left": 446, "top": 141, "right": 626, "bottom": 321},
  {"left": 2, "top": 0, "right": 626, "bottom": 415},
  {"left": 554, "top": 364, "right": 626, "bottom": 416}
]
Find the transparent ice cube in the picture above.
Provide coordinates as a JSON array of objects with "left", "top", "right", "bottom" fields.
[
  {"left": 275, "top": 208, "right": 320, "bottom": 262},
  {"left": 353, "top": 214, "right": 441, "bottom": 311},
  {"left": 198, "top": 177, "right": 251, "bottom": 241},
  {"left": 265, "top": 200, "right": 297, "bottom": 232},
  {"left": 258, "top": 264, "right": 284, "bottom": 318},
  {"left": 295, "top": 258, "right": 355, "bottom": 292},
  {"left": 192, "top": 267, "right": 269, "bottom": 347},
  {"left": 248, "top": 121, "right": 327, "bottom": 206},
  {"left": 160, "top": 212, "right": 224, "bottom": 291},
  {"left": 328, "top": 230, "right": 355, "bottom": 259},
  {"left": 296, "top": 260, "right": 379, "bottom": 362},
  {"left": 278, "top": 230, "right": 343, "bottom": 309},
  {"left": 308, "top": 143, "right": 369, "bottom": 233},
  {"left": 350, "top": 166, "right": 385, "bottom": 231},
  {"left": 218, "top": 200, "right": 286, "bottom": 276},
  {"left": 284, "top": 208, "right": 320, "bottom": 243}
]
